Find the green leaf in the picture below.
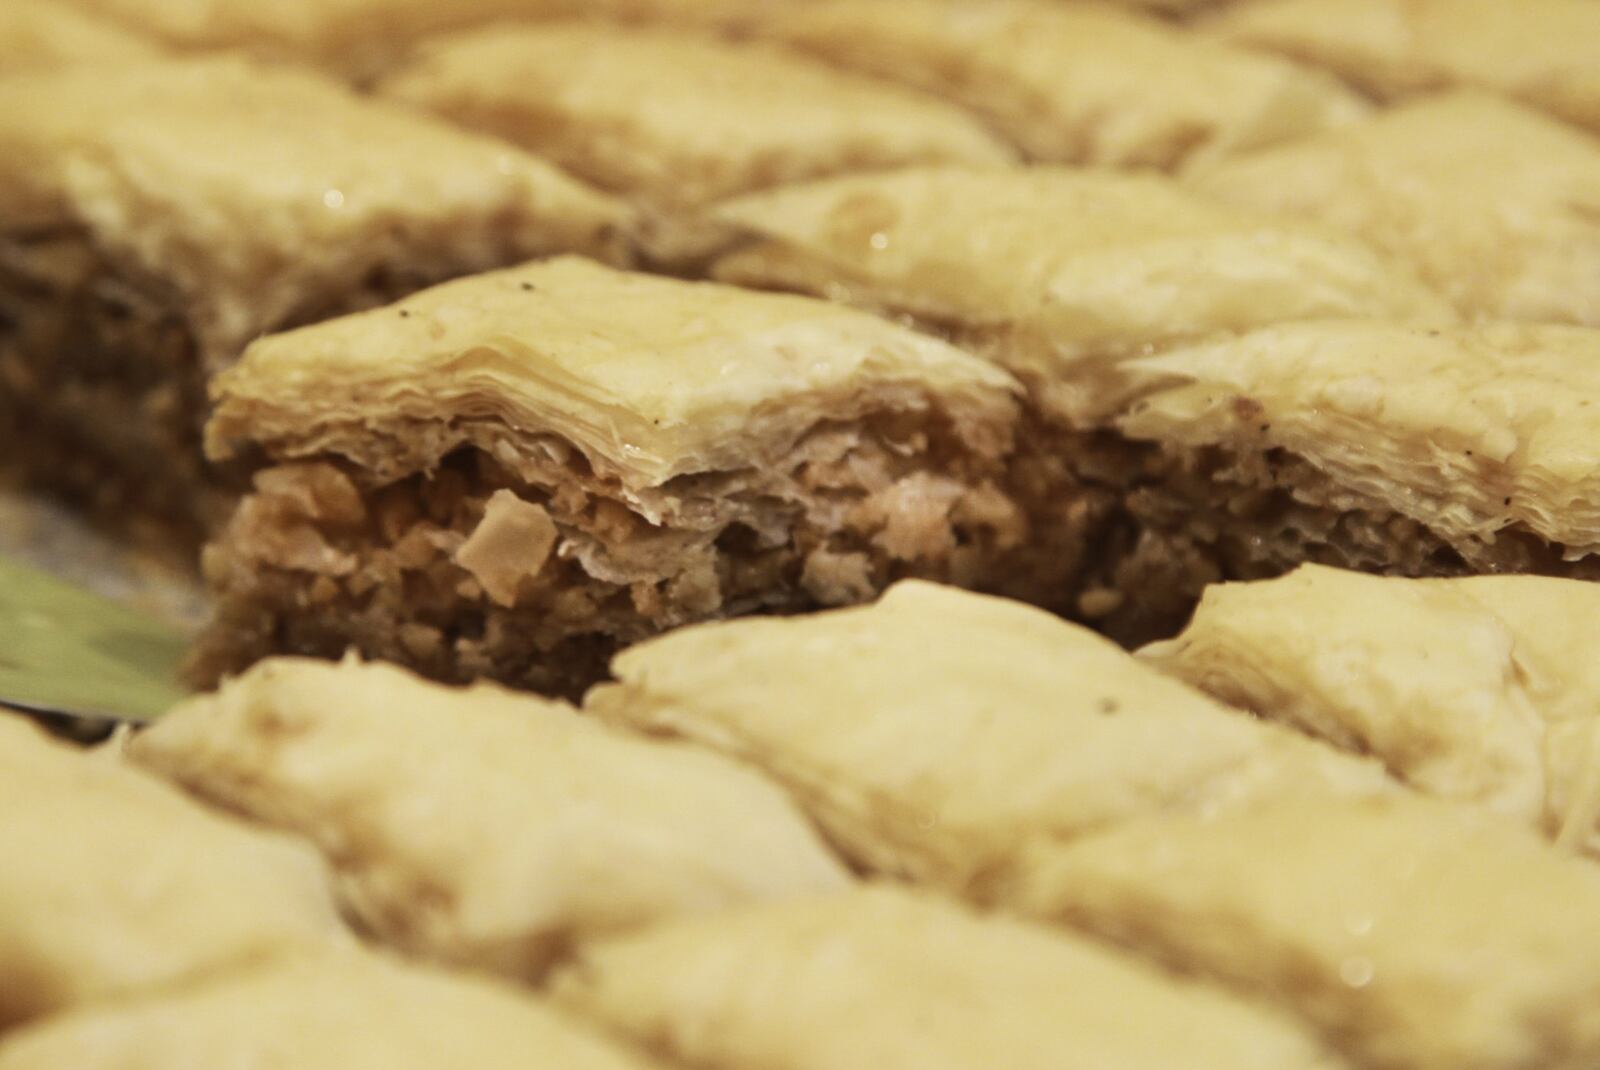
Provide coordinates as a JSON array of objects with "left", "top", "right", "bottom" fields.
[{"left": 0, "top": 555, "right": 189, "bottom": 722}]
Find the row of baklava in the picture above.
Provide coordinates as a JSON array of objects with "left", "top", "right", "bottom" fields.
[
  {"left": 4, "top": 0, "right": 1600, "bottom": 690},
  {"left": 6, "top": 568, "right": 1600, "bottom": 1068}
]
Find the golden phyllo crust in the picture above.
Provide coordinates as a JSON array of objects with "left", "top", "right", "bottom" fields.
[
  {"left": 587, "top": 581, "right": 1390, "bottom": 900},
  {"left": 712, "top": 166, "right": 1452, "bottom": 426},
  {"left": 1144, "top": 565, "right": 1600, "bottom": 851},
  {"left": 0, "top": 713, "right": 343, "bottom": 1029},
  {"left": 1189, "top": 91, "right": 1600, "bottom": 325},
  {"left": 1018, "top": 796, "right": 1600, "bottom": 1070},
  {"left": 1209, "top": 0, "right": 1600, "bottom": 135},
  {"left": 1117, "top": 320, "right": 1600, "bottom": 573},
  {"left": 130, "top": 656, "right": 849, "bottom": 980},
  {"left": 52, "top": 0, "right": 811, "bottom": 77},
  {"left": 550, "top": 886, "right": 1348, "bottom": 1070},
  {"left": 0, "top": 56, "right": 625, "bottom": 543},
  {"left": 192, "top": 258, "right": 1045, "bottom": 695},
  {"left": 0, "top": 57, "right": 624, "bottom": 370},
  {"left": 379, "top": 22, "right": 1014, "bottom": 265},
  {"left": 0, "top": 949, "right": 663, "bottom": 1070},
  {"left": 0, "top": 0, "right": 163, "bottom": 74},
  {"left": 745, "top": 0, "right": 1369, "bottom": 168}
]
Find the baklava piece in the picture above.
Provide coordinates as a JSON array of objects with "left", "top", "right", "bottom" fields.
[
  {"left": 712, "top": 166, "right": 1452, "bottom": 635},
  {"left": 0, "top": 713, "right": 342, "bottom": 1029},
  {"left": 0, "top": 0, "right": 162, "bottom": 73},
  {"left": 714, "top": 167, "right": 1450, "bottom": 426},
  {"left": 1108, "top": 321, "right": 1600, "bottom": 627},
  {"left": 0, "top": 58, "right": 623, "bottom": 549},
  {"left": 747, "top": 0, "right": 1369, "bottom": 169},
  {"left": 1144, "top": 565, "right": 1600, "bottom": 851},
  {"left": 1189, "top": 91, "right": 1600, "bottom": 325},
  {"left": 191, "top": 257, "right": 1034, "bottom": 696},
  {"left": 0, "top": 950, "right": 660, "bottom": 1070},
  {"left": 54, "top": 0, "right": 804, "bottom": 79},
  {"left": 379, "top": 22, "right": 1014, "bottom": 267},
  {"left": 551, "top": 887, "right": 1346, "bottom": 1070},
  {"left": 1210, "top": 0, "right": 1600, "bottom": 135},
  {"left": 586, "top": 581, "right": 1390, "bottom": 901},
  {"left": 1017, "top": 797, "right": 1600, "bottom": 1070},
  {"left": 131, "top": 656, "right": 849, "bottom": 979}
]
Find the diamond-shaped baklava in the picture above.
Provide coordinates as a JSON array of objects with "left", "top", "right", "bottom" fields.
[
  {"left": 1209, "top": 0, "right": 1600, "bottom": 135},
  {"left": 379, "top": 22, "right": 1014, "bottom": 266},
  {"left": 550, "top": 886, "right": 1344, "bottom": 1070},
  {"left": 586, "top": 581, "right": 1390, "bottom": 899},
  {"left": 0, "top": 713, "right": 342, "bottom": 1029},
  {"left": 713, "top": 167, "right": 1451, "bottom": 427},
  {"left": 711, "top": 166, "right": 1454, "bottom": 635},
  {"left": 1144, "top": 564, "right": 1600, "bottom": 851},
  {"left": 1109, "top": 320, "right": 1600, "bottom": 618},
  {"left": 0, "top": 0, "right": 162, "bottom": 73},
  {"left": 191, "top": 258, "right": 1036, "bottom": 695},
  {"left": 54, "top": 0, "right": 799, "bottom": 78},
  {"left": 130, "top": 656, "right": 848, "bottom": 979},
  {"left": 746, "top": 0, "right": 1369, "bottom": 169},
  {"left": 1189, "top": 91, "right": 1600, "bottom": 325},
  {"left": 0, "top": 57, "right": 624, "bottom": 545},
  {"left": 0, "top": 950, "right": 660, "bottom": 1070},
  {"left": 1018, "top": 796, "right": 1600, "bottom": 1070}
]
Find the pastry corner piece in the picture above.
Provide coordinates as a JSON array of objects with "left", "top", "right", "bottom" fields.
[
  {"left": 1142, "top": 565, "right": 1600, "bottom": 850},
  {"left": 0, "top": 948, "right": 662, "bottom": 1070},
  {"left": 190, "top": 257, "right": 1037, "bottom": 696},
  {"left": 1015, "top": 796, "right": 1600, "bottom": 1070},
  {"left": 1188, "top": 90, "right": 1600, "bottom": 325},
  {"left": 747, "top": 0, "right": 1369, "bottom": 169},
  {"left": 129, "top": 655, "right": 849, "bottom": 980},
  {"left": 549, "top": 885, "right": 1348, "bottom": 1070},
  {"left": 378, "top": 21, "right": 1014, "bottom": 266},
  {"left": 0, "top": 711, "right": 342, "bottom": 1029},
  {"left": 587, "top": 580, "right": 1389, "bottom": 900},
  {"left": 1109, "top": 320, "right": 1600, "bottom": 613},
  {"left": 0, "top": 0, "right": 164, "bottom": 74},
  {"left": 51, "top": 0, "right": 796, "bottom": 79},
  {"left": 0, "top": 56, "right": 626, "bottom": 546},
  {"left": 1207, "top": 0, "right": 1600, "bottom": 135}
]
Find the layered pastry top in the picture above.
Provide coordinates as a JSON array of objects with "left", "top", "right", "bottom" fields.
[
  {"left": 588, "top": 581, "right": 1391, "bottom": 894},
  {"left": 379, "top": 22, "right": 1014, "bottom": 217},
  {"left": 712, "top": 166, "right": 1452, "bottom": 420},
  {"left": 551, "top": 886, "right": 1343, "bottom": 1070},
  {"left": 0, "top": 715, "right": 342, "bottom": 1028},
  {"left": 130, "top": 656, "right": 850, "bottom": 979},
  {"left": 1144, "top": 565, "right": 1600, "bottom": 849},
  {"left": 52, "top": 0, "right": 798, "bottom": 75},
  {"left": 207, "top": 256, "right": 1019, "bottom": 487},
  {"left": 0, "top": 949, "right": 660, "bottom": 1070},
  {"left": 0, "top": 57, "right": 626, "bottom": 367},
  {"left": 1189, "top": 91, "right": 1600, "bottom": 325},
  {"left": 0, "top": 0, "right": 163, "bottom": 73},
  {"left": 1210, "top": 0, "right": 1600, "bottom": 134},
  {"left": 1118, "top": 320, "right": 1600, "bottom": 558},
  {"left": 745, "top": 0, "right": 1370, "bottom": 168}
]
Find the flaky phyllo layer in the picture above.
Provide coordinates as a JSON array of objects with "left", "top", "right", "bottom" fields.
[
  {"left": 1143, "top": 565, "right": 1600, "bottom": 853},
  {"left": 0, "top": 56, "right": 626, "bottom": 542},
  {"left": 192, "top": 258, "right": 1067, "bottom": 694},
  {"left": 710, "top": 167, "right": 1454, "bottom": 428},
  {"left": 1113, "top": 320, "right": 1600, "bottom": 570}
]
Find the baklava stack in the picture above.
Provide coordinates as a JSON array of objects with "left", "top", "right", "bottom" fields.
[
  {"left": 0, "top": 56, "right": 623, "bottom": 546},
  {"left": 190, "top": 258, "right": 1036, "bottom": 695}
]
